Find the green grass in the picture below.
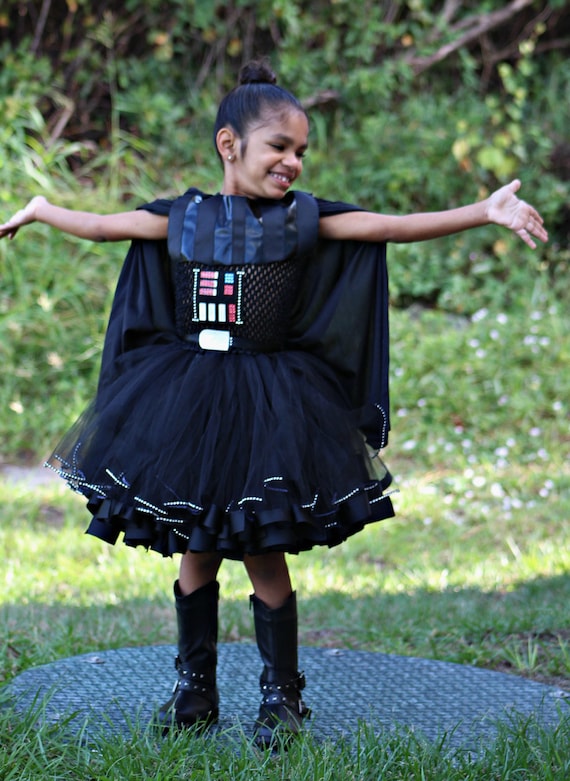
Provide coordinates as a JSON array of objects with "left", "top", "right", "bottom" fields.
[
  {"left": 1, "top": 704, "right": 570, "bottom": 780},
  {"left": 1, "top": 298, "right": 569, "bottom": 777}
]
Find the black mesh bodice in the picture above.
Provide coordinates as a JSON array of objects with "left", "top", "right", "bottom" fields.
[{"left": 174, "top": 257, "right": 304, "bottom": 346}]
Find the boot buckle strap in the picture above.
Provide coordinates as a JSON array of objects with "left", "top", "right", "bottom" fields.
[
  {"left": 174, "top": 656, "right": 215, "bottom": 692},
  {"left": 179, "top": 678, "right": 214, "bottom": 695},
  {"left": 260, "top": 671, "right": 306, "bottom": 699}
]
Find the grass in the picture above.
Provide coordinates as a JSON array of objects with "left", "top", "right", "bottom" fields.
[
  {"left": 1, "top": 292, "right": 569, "bottom": 776},
  {"left": 1, "top": 703, "right": 570, "bottom": 780}
]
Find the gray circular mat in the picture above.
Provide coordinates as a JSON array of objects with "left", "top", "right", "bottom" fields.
[{"left": 5, "top": 644, "right": 569, "bottom": 750}]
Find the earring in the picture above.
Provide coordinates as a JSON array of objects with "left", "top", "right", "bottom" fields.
[{"left": 227, "top": 154, "right": 235, "bottom": 162}]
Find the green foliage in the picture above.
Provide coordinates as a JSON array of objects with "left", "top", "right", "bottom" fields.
[
  {"left": 0, "top": 1, "right": 569, "bottom": 454},
  {"left": 0, "top": 228, "right": 123, "bottom": 458},
  {"left": 2, "top": 1, "right": 569, "bottom": 145},
  {"left": 299, "top": 36, "right": 570, "bottom": 311}
]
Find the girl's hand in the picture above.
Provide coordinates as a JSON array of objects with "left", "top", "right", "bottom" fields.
[
  {"left": 0, "top": 196, "right": 47, "bottom": 240},
  {"left": 485, "top": 180, "right": 548, "bottom": 249}
]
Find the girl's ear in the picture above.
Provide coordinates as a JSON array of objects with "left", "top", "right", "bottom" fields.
[{"left": 216, "top": 127, "right": 238, "bottom": 160}]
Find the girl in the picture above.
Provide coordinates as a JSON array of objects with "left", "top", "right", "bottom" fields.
[{"left": 0, "top": 61, "right": 547, "bottom": 746}]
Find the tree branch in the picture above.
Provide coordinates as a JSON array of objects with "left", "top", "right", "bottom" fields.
[
  {"left": 404, "top": 0, "right": 538, "bottom": 75},
  {"left": 30, "top": 0, "right": 52, "bottom": 55},
  {"left": 46, "top": 100, "right": 75, "bottom": 148},
  {"left": 302, "top": 90, "right": 340, "bottom": 110},
  {"left": 441, "top": 0, "right": 463, "bottom": 26}
]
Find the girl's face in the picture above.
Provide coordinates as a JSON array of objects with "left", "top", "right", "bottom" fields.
[{"left": 221, "top": 109, "right": 309, "bottom": 200}]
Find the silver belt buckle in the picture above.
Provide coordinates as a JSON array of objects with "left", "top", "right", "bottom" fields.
[{"left": 198, "top": 329, "right": 231, "bottom": 352}]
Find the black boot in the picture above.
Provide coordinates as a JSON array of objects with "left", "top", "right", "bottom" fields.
[
  {"left": 251, "top": 591, "right": 310, "bottom": 748},
  {"left": 157, "top": 580, "right": 219, "bottom": 731}
]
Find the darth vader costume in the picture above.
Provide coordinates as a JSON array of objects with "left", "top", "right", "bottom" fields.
[{"left": 46, "top": 189, "right": 395, "bottom": 559}]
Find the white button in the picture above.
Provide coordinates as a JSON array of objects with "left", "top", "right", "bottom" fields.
[{"left": 198, "top": 329, "right": 231, "bottom": 351}]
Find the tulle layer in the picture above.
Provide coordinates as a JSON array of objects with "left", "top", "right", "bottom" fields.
[{"left": 46, "top": 342, "right": 394, "bottom": 559}]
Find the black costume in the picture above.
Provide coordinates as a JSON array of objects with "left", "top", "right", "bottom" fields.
[{"left": 46, "top": 189, "right": 395, "bottom": 560}]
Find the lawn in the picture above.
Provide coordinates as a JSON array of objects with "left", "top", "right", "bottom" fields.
[{"left": 1, "top": 301, "right": 569, "bottom": 778}]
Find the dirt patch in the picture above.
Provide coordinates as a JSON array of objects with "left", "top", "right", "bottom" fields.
[
  {"left": 491, "top": 662, "right": 570, "bottom": 693},
  {"left": 0, "top": 463, "right": 59, "bottom": 488}
]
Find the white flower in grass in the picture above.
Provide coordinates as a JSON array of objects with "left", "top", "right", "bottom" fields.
[
  {"left": 402, "top": 439, "right": 417, "bottom": 451},
  {"left": 9, "top": 400, "right": 24, "bottom": 414},
  {"left": 37, "top": 293, "right": 53, "bottom": 312},
  {"left": 491, "top": 483, "right": 505, "bottom": 498},
  {"left": 529, "top": 427, "right": 542, "bottom": 438},
  {"left": 472, "top": 475, "right": 486, "bottom": 488},
  {"left": 47, "top": 352, "right": 63, "bottom": 369},
  {"left": 496, "top": 313, "right": 508, "bottom": 325},
  {"left": 472, "top": 308, "right": 488, "bottom": 322}
]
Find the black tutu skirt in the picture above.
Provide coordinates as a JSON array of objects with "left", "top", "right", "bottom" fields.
[{"left": 46, "top": 342, "right": 394, "bottom": 559}]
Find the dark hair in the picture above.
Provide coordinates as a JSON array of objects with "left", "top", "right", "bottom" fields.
[{"left": 213, "top": 60, "right": 306, "bottom": 156}]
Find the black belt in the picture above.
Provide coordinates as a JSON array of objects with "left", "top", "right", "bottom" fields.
[{"left": 183, "top": 329, "right": 281, "bottom": 353}]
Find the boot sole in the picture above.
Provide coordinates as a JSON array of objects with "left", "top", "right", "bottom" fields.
[{"left": 157, "top": 709, "right": 219, "bottom": 735}]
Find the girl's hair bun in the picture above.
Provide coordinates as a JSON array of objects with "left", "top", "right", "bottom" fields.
[
  {"left": 213, "top": 58, "right": 304, "bottom": 158},
  {"left": 239, "top": 59, "right": 277, "bottom": 86}
]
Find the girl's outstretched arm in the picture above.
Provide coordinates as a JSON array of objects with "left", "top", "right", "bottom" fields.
[
  {"left": 319, "top": 180, "right": 548, "bottom": 249},
  {"left": 0, "top": 196, "right": 168, "bottom": 242}
]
